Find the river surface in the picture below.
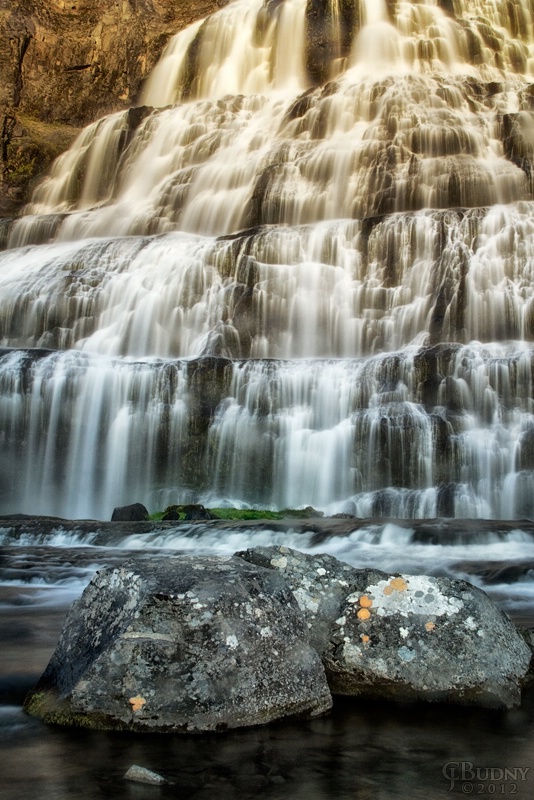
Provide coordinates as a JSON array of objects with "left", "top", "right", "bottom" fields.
[{"left": 1, "top": 519, "right": 533, "bottom": 800}]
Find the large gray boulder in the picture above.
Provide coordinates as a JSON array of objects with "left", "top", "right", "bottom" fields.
[
  {"left": 24, "top": 555, "right": 332, "bottom": 732},
  {"left": 236, "top": 547, "right": 531, "bottom": 709},
  {"left": 324, "top": 572, "right": 532, "bottom": 709}
]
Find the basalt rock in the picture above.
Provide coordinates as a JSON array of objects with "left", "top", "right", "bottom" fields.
[
  {"left": 23, "top": 547, "right": 532, "bottom": 730},
  {"left": 111, "top": 503, "right": 149, "bottom": 522},
  {"left": 236, "top": 546, "right": 531, "bottom": 709},
  {"left": 236, "top": 545, "right": 386, "bottom": 655},
  {"left": 124, "top": 765, "right": 168, "bottom": 786},
  {"left": 324, "top": 572, "right": 532, "bottom": 709},
  {"left": 518, "top": 628, "right": 534, "bottom": 687},
  {"left": 24, "top": 555, "right": 332, "bottom": 732}
]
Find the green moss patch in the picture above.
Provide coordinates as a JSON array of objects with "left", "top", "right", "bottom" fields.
[{"left": 150, "top": 505, "right": 324, "bottom": 521}]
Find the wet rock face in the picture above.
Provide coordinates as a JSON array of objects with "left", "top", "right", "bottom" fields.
[
  {"left": 325, "top": 573, "right": 532, "bottom": 709},
  {"left": 24, "top": 555, "right": 332, "bottom": 732},
  {"left": 110, "top": 502, "right": 149, "bottom": 521}
]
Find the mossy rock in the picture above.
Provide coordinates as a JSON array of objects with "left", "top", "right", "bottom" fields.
[
  {"left": 1, "top": 113, "right": 80, "bottom": 214},
  {"left": 151, "top": 505, "right": 325, "bottom": 521}
]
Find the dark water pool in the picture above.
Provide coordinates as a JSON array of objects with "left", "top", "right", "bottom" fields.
[
  {"left": 1, "top": 594, "right": 533, "bottom": 800},
  {"left": 1, "top": 529, "right": 534, "bottom": 800}
]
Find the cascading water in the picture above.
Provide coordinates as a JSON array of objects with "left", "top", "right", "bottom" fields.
[{"left": 2, "top": 0, "right": 534, "bottom": 520}]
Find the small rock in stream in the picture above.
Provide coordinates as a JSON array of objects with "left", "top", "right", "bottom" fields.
[{"left": 124, "top": 765, "right": 167, "bottom": 785}]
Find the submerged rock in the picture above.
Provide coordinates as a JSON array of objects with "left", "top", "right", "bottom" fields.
[
  {"left": 324, "top": 573, "right": 532, "bottom": 709},
  {"left": 124, "top": 765, "right": 168, "bottom": 785},
  {"left": 24, "top": 555, "right": 331, "bottom": 732}
]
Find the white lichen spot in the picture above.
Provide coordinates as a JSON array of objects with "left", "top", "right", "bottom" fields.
[
  {"left": 399, "top": 627, "right": 409, "bottom": 639},
  {"left": 271, "top": 557, "right": 288, "bottom": 569},
  {"left": 225, "top": 635, "right": 239, "bottom": 649},
  {"left": 293, "top": 587, "right": 320, "bottom": 613},
  {"left": 317, "top": 568, "right": 327, "bottom": 576},
  {"left": 397, "top": 646, "right": 415, "bottom": 662},
  {"left": 335, "top": 616, "right": 347, "bottom": 626},
  {"left": 364, "top": 575, "right": 464, "bottom": 619},
  {"left": 121, "top": 632, "right": 174, "bottom": 642},
  {"left": 477, "top": 629, "right": 485, "bottom": 638},
  {"left": 343, "top": 642, "right": 362, "bottom": 661},
  {"left": 260, "top": 627, "right": 272, "bottom": 638},
  {"left": 464, "top": 616, "right": 477, "bottom": 631}
]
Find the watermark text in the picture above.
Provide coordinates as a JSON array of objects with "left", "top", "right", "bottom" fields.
[{"left": 442, "top": 762, "right": 530, "bottom": 793}]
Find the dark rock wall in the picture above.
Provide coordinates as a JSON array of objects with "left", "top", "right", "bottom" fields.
[{"left": 0, "top": 0, "right": 228, "bottom": 214}]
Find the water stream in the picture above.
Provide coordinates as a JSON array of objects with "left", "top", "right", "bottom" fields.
[
  {"left": 1, "top": 519, "right": 534, "bottom": 798},
  {"left": 2, "top": 0, "right": 534, "bottom": 796}
]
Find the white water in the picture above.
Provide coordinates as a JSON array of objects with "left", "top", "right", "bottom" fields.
[
  {"left": 1, "top": 522, "right": 534, "bottom": 617},
  {"left": 2, "top": 0, "right": 534, "bottom": 518},
  {"left": 4, "top": 207, "right": 534, "bottom": 359},
  {"left": 1, "top": 343, "right": 534, "bottom": 518}
]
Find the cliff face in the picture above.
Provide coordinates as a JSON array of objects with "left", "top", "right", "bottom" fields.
[{"left": 0, "top": 0, "right": 226, "bottom": 215}]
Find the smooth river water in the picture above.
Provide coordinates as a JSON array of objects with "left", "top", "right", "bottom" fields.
[{"left": 1, "top": 520, "right": 533, "bottom": 800}]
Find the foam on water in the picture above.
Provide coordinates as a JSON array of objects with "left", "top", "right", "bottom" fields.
[
  {"left": 1, "top": 521, "right": 533, "bottom": 613},
  {"left": 0, "top": 527, "right": 99, "bottom": 547},
  {"left": 0, "top": 582, "right": 96, "bottom": 609}
]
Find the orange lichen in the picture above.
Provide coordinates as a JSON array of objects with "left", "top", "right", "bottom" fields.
[
  {"left": 360, "top": 634, "right": 370, "bottom": 643},
  {"left": 390, "top": 577, "right": 408, "bottom": 592},
  {"left": 129, "top": 695, "right": 146, "bottom": 712},
  {"left": 383, "top": 586, "right": 394, "bottom": 596},
  {"left": 359, "top": 595, "right": 373, "bottom": 608},
  {"left": 425, "top": 621, "right": 436, "bottom": 632},
  {"left": 357, "top": 608, "right": 371, "bottom": 621}
]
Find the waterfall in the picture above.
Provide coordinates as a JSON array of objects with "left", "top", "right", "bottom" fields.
[{"left": 2, "top": 0, "right": 534, "bottom": 519}]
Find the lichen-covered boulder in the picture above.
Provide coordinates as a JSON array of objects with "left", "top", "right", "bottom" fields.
[
  {"left": 222, "top": 547, "right": 532, "bottom": 709},
  {"left": 24, "top": 555, "right": 332, "bottom": 732},
  {"left": 236, "top": 545, "right": 386, "bottom": 655},
  {"left": 324, "top": 573, "right": 532, "bottom": 709}
]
